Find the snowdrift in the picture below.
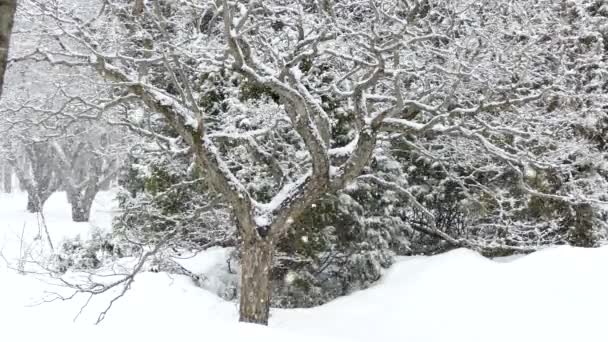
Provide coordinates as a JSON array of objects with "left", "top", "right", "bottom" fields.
[{"left": 1, "top": 192, "right": 607, "bottom": 342}]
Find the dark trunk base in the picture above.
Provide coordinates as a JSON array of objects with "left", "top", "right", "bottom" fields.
[
  {"left": 67, "top": 193, "right": 94, "bottom": 222},
  {"left": 26, "top": 194, "right": 42, "bottom": 213},
  {"left": 27, "top": 192, "right": 51, "bottom": 213},
  {"left": 71, "top": 205, "right": 91, "bottom": 222},
  {"left": 239, "top": 236, "right": 274, "bottom": 325}
]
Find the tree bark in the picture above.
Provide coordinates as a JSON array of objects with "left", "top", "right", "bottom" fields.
[
  {"left": 71, "top": 204, "right": 91, "bottom": 222},
  {"left": 567, "top": 203, "right": 595, "bottom": 247},
  {"left": 69, "top": 195, "right": 94, "bottom": 222},
  {"left": 0, "top": 0, "right": 17, "bottom": 98},
  {"left": 133, "top": 0, "right": 144, "bottom": 15},
  {"left": 26, "top": 191, "right": 50, "bottom": 213},
  {"left": 26, "top": 193, "right": 37, "bottom": 212},
  {"left": 67, "top": 191, "right": 97, "bottom": 222},
  {"left": 2, "top": 163, "right": 11, "bottom": 193},
  {"left": 239, "top": 235, "right": 274, "bottom": 325}
]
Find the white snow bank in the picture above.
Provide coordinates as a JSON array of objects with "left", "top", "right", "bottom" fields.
[
  {"left": 173, "top": 246, "right": 239, "bottom": 299},
  {"left": 1, "top": 191, "right": 607, "bottom": 342},
  {"left": 275, "top": 247, "right": 608, "bottom": 342},
  {"left": 0, "top": 191, "right": 114, "bottom": 259}
]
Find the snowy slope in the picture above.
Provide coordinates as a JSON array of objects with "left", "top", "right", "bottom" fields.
[{"left": 1, "top": 191, "right": 607, "bottom": 342}]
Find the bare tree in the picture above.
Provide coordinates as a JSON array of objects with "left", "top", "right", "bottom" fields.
[
  {"left": 51, "top": 130, "right": 119, "bottom": 222},
  {"left": 9, "top": 142, "right": 60, "bottom": 212}
]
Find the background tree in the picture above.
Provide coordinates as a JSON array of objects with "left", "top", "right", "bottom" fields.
[
  {"left": 2, "top": 161, "right": 12, "bottom": 193},
  {"left": 7, "top": 141, "right": 60, "bottom": 212},
  {"left": 51, "top": 125, "right": 124, "bottom": 222},
  {"left": 0, "top": 0, "right": 16, "bottom": 98}
]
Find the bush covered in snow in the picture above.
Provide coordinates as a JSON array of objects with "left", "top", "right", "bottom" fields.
[{"left": 52, "top": 227, "right": 121, "bottom": 273}]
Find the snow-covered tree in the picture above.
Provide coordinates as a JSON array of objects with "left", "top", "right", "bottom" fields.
[
  {"left": 51, "top": 125, "right": 123, "bottom": 222},
  {"left": 0, "top": 4, "right": 133, "bottom": 218},
  {"left": 15, "top": 0, "right": 608, "bottom": 325},
  {"left": 5, "top": 141, "right": 60, "bottom": 212}
]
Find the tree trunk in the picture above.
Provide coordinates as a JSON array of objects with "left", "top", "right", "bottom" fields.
[
  {"left": 26, "top": 193, "right": 37, "bottom": 212},
  {"left": 2, "top": 163, "right": 11, "bottom": 193},
  {"left": 15, "top": 156, "right": 28, "bottom": 191},
  {"left": 567, "top": 203, "right": 596, "bottom": 247},
  {"left": 71, "top": 202, "right": 91, "bottom": 222},
  {"left": 69, "top": 195, "right": 94, "bottom": 222},
  {"left": 239, "top": 235, "right": 274, "bottom": 325},
  {"left": 0, "top": 0, "right": 17, "bottom": 99},
  {"left": 133, "top": 0, "right": 144, "bottom": 15},
  {"left": 26, "top": 192, "right": 50, "bottom": 213}
]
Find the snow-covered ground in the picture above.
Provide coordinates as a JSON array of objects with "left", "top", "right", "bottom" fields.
[{"left": 1, "top": 191, "right": 606, "bottom": 341}]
